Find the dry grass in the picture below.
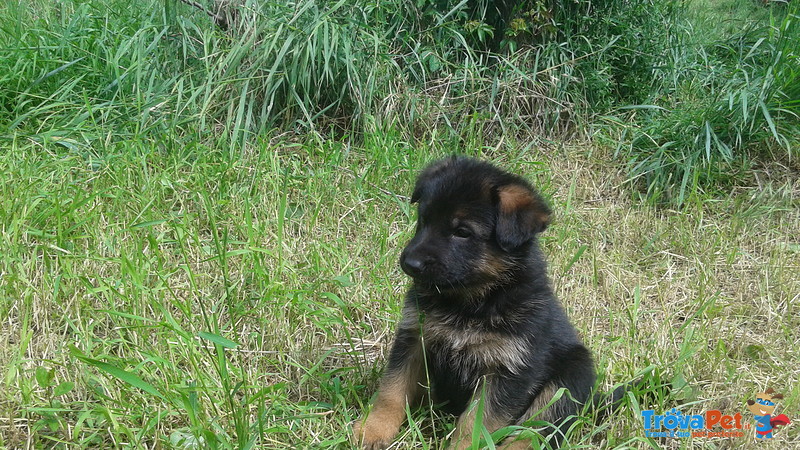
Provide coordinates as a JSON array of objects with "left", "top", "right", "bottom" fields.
[
  {"left": 2, "top": 138, "right": 797, "bottom": 448},
  {"left": 538, "top": 144, "right": 800, "bottom": 448}
]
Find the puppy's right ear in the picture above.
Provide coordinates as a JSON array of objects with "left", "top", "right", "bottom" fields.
[
  {"left": 410, "top": 183, "right": 425, "bottom": 204},
  {"left": 410, "top": 156, "right": 457, "bottom": 203}
]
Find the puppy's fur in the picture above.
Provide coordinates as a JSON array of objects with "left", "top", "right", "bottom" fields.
[{"left": 354, "top": 157, "right": 596, "bottom": 449}]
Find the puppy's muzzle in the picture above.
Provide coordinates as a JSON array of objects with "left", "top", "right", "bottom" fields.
[
  {"left": 400, "top": 235, "right": 436, "bottom": 279},
  {"left": 400, "top": 253, "right": 425, "bottom": 278}
]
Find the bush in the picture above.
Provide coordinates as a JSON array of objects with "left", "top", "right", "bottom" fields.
[
  {"left": 2, "top": 0, "right": 796, "bottom": 206},
  {"left": 620, "top": 3, "right": 800, "bottom": 204}
]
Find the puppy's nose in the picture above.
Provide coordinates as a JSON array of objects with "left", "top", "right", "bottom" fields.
[{"left": 401, "top": 255, "right": 424, "bottom": 277}]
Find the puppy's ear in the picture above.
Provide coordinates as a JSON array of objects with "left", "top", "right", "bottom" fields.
[
  {"left": 496, "top": 183, "right": 551, "bottom": 251},
  {"left": 410, "top": 156, "right": 457, "bottom": 203},
  {"left": 410, "top": 186, "right": 423, "bottom": 204},
  {"left": 410, "top": 173, "right": 433, "bottom": 203}
]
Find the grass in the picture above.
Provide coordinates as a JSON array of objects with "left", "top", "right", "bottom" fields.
[
  {"left": 1, "top": 0, "right": 799, "bottom": 448},
  {"left": 2, "top": 138, "right": 799, "bottom": 448},
  {"left": 614, "top": 0, "right": 800, "bottom": 205},
  {"left": 688, "top": 0, "right": 775, "bottom": 38}
]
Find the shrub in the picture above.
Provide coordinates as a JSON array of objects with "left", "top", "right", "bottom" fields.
[{"left": 620, "top": 3, "right": 800, "bottom": 205}]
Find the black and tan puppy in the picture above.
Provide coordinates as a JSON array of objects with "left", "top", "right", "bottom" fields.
[{"left": 354, "top": 156, "right": 596, "bottom": 449}]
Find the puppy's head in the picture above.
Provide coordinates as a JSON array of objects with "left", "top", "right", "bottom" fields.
[{"left": 400, "top": 156, "right": 551, "bottom": 291}]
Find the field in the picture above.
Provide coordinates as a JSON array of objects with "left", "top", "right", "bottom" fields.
[{"left": 1, "top": 0, "right": 798, "bottom": 448}]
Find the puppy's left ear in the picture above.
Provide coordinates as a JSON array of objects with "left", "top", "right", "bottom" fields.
[{"left": 496, "top": 183, "right": 551, "bottom": 251}]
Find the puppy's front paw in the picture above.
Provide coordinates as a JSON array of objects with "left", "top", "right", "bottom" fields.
[{"left": 352, "top": 414, "right": 397, "bottom": 450}]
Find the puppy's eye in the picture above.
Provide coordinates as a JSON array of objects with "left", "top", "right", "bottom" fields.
[{"left": 453, "top": 227, "right": 472, "bottom": 239}]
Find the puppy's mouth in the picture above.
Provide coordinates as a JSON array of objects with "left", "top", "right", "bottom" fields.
[
  {"left": 402, "top": 268, "right": 490, "bottom": 296},
  {"left": 400, "top": 262, "right": 459, "bottom": 290},
  {"left": 401, "top": 268, "right": 451, "bottom": 288}
]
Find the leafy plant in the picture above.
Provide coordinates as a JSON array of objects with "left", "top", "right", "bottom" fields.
[{"left": 619, "top": 2, "right": 800, "bottom": 205}]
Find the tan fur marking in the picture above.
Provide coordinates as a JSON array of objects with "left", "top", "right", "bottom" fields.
[
  {"left": 523, "top": 382, "right": 560, "bottom": 423},
  {"left": 535, "top": 209, "right": 551, "bottom": 228},
  {"left": 353, "top": 374, "right": 408, "bottom": 449},
  {"left": 498, "top": 439, "right": 536, "bottom": 449},
  {"left": 451, "top": 384, "right": 560, "bottom": 450},
  {"left": 498, "top": 184, "right": 534, "bottom": 213},
  {"left": 498, "top": 184, "right": 550, "bottom": 227},
  {"left": 423, "top": 320, "right": 528, "bottom": 373},
  {"left": 517, "top": 381, "right": 580, "bottom": 433},
  {"left": 484, "top": 382, "right": 564, "bottom": 448},
  {"left": 476, "top": 253, "right": 510, "bottom": 278}
]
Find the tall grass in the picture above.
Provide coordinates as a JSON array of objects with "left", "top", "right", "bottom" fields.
[
  {"left": 0, "top": 0, "right": 567, "bottom": 152},
  {"left": 617, "top": 2, "right": 800, "bottom": 205},
  {"left": 0, "top": 0, "right": 390, "bottom": 148},
  {"left": 2, "top": 0, "right": 796, "bottom": 170}
]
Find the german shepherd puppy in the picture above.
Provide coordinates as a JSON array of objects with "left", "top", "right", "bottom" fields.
[{"left": 354, "top": 156, "right": 596, "bottom": 449}]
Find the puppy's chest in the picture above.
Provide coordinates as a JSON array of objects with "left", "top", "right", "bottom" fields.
[{"left": 423, "top": 319, "right": 528, "bottom": 372}]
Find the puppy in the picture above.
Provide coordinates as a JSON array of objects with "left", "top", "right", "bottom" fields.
[{"left": 354, "top": 156, "right": 596, "bottom": 449}]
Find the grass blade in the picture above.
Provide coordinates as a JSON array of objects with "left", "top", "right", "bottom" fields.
[{"left": 71, "top": 348, "right": 165, "bottom": 400}]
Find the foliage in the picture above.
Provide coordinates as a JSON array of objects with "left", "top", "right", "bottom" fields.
[{"left": 619, "top": 2, "right": 800, "bottom": 204}]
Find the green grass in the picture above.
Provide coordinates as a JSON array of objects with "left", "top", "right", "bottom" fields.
[
  {"left": 1, "top": 0, "right": 799, "bottom": 448},
  {"left": 0, "top": 139, "right": 414, "bottom": 447},
  {"left": 2, "top": 139, "right": 799, "bottom": 447},
  {"left": 614, "top": 0, "right": 800, "bottom": 205},
  {"left": 688, "top": 0, "right": 775, "bottom": 39}
]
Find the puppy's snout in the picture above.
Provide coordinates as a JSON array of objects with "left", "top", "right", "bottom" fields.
[
  {"left": 401, "top": 229, "right": 434, "bottom": 279},
  {"left": 400, "top": 253, "right": 425, "bottom": 277}
]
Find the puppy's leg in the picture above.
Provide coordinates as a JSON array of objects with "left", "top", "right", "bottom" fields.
[
  {"left": 503, "top": 345, "right": 595, "bottom": 447},
  {"left": 502, "top": 382, "right": 571, "bottom": 447},
  {"left": 508, "top": 379, "right": 592, "bottom": 447},
  {"left": 461, "top": 382, "right": 571, "bottom": 450},
  {"left": 454, "top": 379, "right": 589, "bottom": 449},
  {"left": 354, "top": 325, "right": 424, "bottom": 450},
  {"left": 449, "top": 377, "right": 515, "bottom": 450}
]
